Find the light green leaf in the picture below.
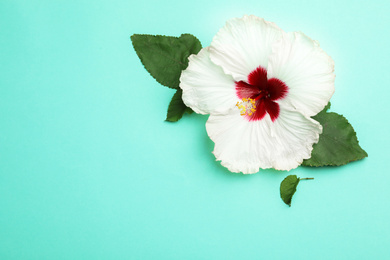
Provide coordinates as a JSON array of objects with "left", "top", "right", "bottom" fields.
[
  {"left": 302, "top": 103, "right": 368, "bottom": 167},
  {"left": 131, "top": 34, "right": 202, "bottom": 89},
  {"left": 166, "top": 89, "right": 192, "bottom": 122},
  {"left": 280, "top": 175, "right": 300, "bottom": 207}
]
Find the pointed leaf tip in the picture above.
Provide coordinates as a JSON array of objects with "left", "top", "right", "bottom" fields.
[{"left": 165, "top": 89, "right": 192, "bottom": 122}]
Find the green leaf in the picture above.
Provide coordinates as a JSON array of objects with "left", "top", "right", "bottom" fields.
[
  {"left": 302, "top": 103, "right": 368, "bottom": 167},
  {"left": 280, "top": 176, "right": 313, "bottom": 206},
  {"left": 280, "top": 175, "right": 300, "bottom": 207},
  {"left": 166, "top": 89, "right": 192, "bottom": 122},
  {"left": 131, "top": 34, "right": 202, "bottom": 89}
]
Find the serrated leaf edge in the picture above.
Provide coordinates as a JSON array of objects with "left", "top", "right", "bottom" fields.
[
  {"left": 131, "top": 34, "right": 180, "bottom": 89},
  {"left": 130, "top": 34, "right": 201, "bottom": 90},
  {"left": 303, "top": 112, "right": 368, "bottom": 167}
]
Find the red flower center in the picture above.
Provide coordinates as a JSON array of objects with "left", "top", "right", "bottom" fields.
[{"left": 235, "top": 66, "right": 288, "bottom": 122}]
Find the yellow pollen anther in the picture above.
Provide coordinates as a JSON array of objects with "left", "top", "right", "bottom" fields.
[{"left": 236, "top": 98, "right": 257, "bottom": 117}]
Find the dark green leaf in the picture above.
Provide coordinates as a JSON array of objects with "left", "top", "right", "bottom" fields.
[
  {"left": 302, "top": 103, "right": 368, "bottom": 167},
  {"left": 185, "top": 106, "right": 194, "bottom": 115},
  {"left": 166, "top": 89, "right": 192, "bottom": 122},
  {"left": 280, "top": 175, "right": 300, "bottom": 207},
  {"left": 131, "top": 34, "right": 202, "bottom": 89}
]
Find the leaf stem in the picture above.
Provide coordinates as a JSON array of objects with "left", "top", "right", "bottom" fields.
[{"left": 300, "top": 177, "right": 314, "bottom": 180}]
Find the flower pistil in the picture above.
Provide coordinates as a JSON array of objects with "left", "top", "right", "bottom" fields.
[{"left": 236, "top": 98, "right": 256, "bottom": 116}]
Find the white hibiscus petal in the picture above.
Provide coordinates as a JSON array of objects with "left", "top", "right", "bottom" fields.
[
  {"left": 180, "top": 47, "right": 237, "bottom": 115},
  {"left": 206, "top": 108, "right": 322, "bottom": 173},
  {"left": 209, "top": 15, "right": 284, "bottom": 82},
  {"left": 267, "top": 32, "right": 335, "bottom": 117},
  {"left": 269, "top": 108, "right": 322, "bottom": 170}
]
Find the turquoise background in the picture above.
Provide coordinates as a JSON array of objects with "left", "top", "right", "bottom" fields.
[{"left": 1, "top": 0, "right": 389, "bottom": 259}]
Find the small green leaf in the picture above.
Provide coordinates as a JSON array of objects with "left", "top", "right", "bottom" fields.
[
  {"left": 280, "top": 175, "right": 300, "bottom": 207},
  {"left": 131, "top": 34, "right": 202, "bottom": 89},
  {"left": 302, "top": 103, "right": 368, "bottom": 167},
  {"left": 185, "top": 106, "right": 194, "bottom": 115},
  {"left": 166, "top": 89, "right": 192, "bottom": 122}
]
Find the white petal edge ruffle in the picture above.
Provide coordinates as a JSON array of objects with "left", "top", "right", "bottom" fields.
[
  {"left": 206, "top": 107, "right": 322, "bottom": 173},
  {"left": 209, "top": 15, "right": 284, "bottom": 82},
  {"left": 180, "top": 47, "right": 237, "bottom": 115},
  {"left": 267, "top": 31, "right": 335, "bottom": 117}
]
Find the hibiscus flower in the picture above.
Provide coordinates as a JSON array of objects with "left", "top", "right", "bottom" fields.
[{"left": 180, "top": 15, "right": 335, "bottom": 174}]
